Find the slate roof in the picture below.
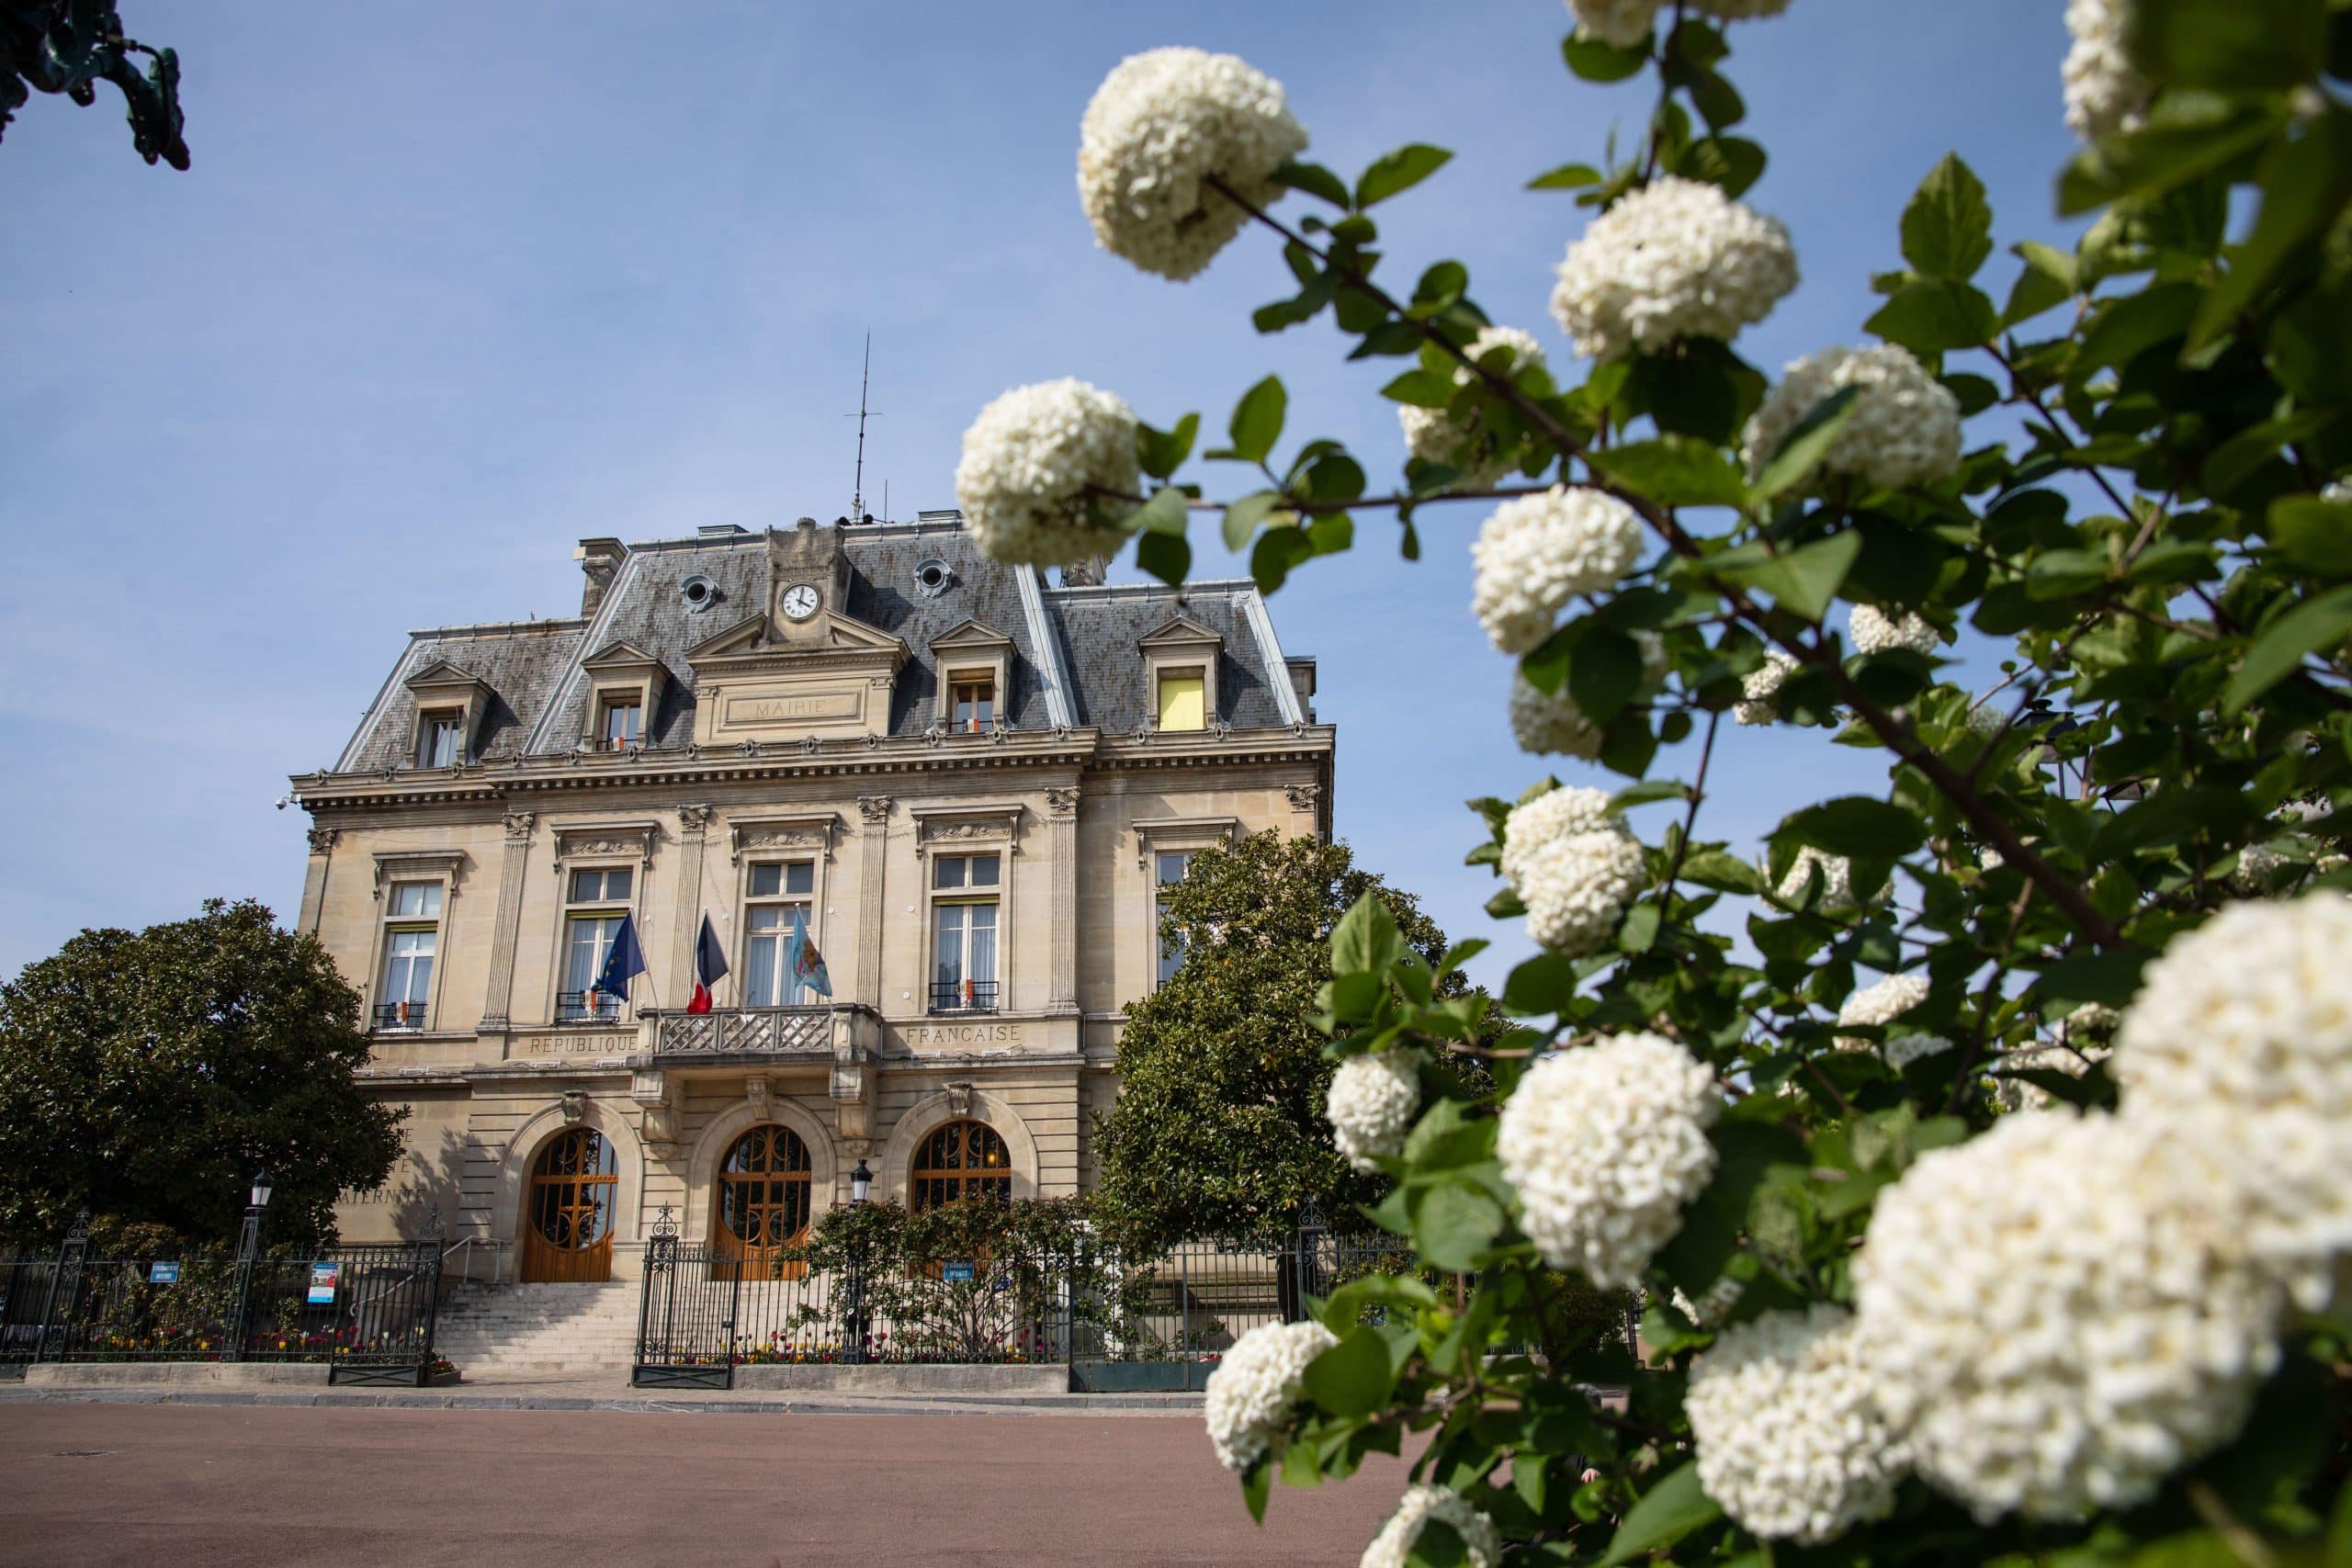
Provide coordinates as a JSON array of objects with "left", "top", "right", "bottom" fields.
[{"left": 333, "top": 518, "right": 1306, "bottom": 773}]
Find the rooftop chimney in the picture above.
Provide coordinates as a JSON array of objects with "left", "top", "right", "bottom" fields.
[
  {"left": 574, "top": 537, "right": 626, "bottom": 617},
  {"left": 1286, "top": 657, "right": 1317, "bottom": 722}
]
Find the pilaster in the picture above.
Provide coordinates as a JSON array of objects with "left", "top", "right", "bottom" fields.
[
  {"left": 854, "top": 795, "right": 891, "bottom": 1010},
  {"left": 1045, "top": 786, "right": 1080, "bottom": 1013},
  {"left": 478, "top": 809, "right": 536, "bottom": 1031},
  {"left": 668, "top": 804, "right": 716, "bottom": 998},
  {"left": 298, "top": 826, "right": 338, "bottom": 935}
]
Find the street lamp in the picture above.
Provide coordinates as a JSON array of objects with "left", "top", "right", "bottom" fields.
[
  {"left": 849, "top": 1159, "right": 873, "bottom": 1204},
  {"left": 239, "top": 1168, "right": 272, "bottom": 1259}
]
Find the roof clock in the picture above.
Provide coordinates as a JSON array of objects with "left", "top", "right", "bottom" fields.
[{"left": 779, "top": 583, "right": 820, "bottom": 622}]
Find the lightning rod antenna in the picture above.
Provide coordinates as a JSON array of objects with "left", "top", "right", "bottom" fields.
[{"left": 851, "top": 333, "right": 873, "bottom": 524}]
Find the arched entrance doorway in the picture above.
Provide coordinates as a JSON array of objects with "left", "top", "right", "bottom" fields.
[
  {"left": 522, "top": 1127, "right": 618, "bottom": 1282},
  {"left": 714, "top": 1123, "right": 813, "bottom": 1276},
  {"left": 910, "top": 1119, "right": 1012, "bottom": 1211}
]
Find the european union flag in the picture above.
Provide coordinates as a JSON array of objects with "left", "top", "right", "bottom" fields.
[{"left": 594, "top": 913, "right": 648, "bottom": 998}]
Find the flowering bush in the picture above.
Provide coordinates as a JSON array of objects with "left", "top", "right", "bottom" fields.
[{"left": 970, "top": 3, "right": 2352, "bottom": 1557}]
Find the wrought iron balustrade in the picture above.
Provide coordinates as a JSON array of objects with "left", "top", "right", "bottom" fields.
[
  {"left": 928, "top": 979, "right": 998, "bottom": 1014},
  {"left": 555, "top": 991, "right": 624, "bottom": 1023},
  {"left": 373, "top": 1002, "right": 429, "bottom": 1032},
  {"left": 650, "top": 1006, "right": 831, "bottom": 1056}
]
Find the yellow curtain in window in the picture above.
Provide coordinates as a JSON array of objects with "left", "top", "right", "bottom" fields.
[{"left": 1157, "top": 673, "right": 1204, "bottom": 730}]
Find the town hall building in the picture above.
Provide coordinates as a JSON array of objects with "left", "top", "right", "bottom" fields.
[{"left": 291, "top": 513, "right": 1333, "bottom": 1284}]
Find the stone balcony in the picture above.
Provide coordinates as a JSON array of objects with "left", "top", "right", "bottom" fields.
[{"left": 629, "top": 1003, "right": 884, "bottom": 1151}]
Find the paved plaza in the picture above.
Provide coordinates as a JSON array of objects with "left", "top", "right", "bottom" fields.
[{"left": 0, "top": 1398, "right": 1410, "bottom": 1566}]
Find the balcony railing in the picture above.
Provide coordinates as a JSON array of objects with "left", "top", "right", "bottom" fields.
[
  {"left": 650, "top": 1006, "right": 832, "bottom": 1056},
  {"left": 929, "top": 979, "right": 999, "bottom": 1015},
  {"left": 373, "top": 1001, "right": 429, "bottom": 1032},
  {"left": 556, "top": 991, "right": 625, "bottom": 1023}
]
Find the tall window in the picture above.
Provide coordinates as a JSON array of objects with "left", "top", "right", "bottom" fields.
[
  {"left": 948, "top": 671, "right": 995, "bottom": 732},
  {"left": 599, "top": 695, "right": 642, "bottom": 750},
  {"left": 716, "top": 1124, "right": 812, "bottom": 1254},
  {"left": 560, "top": 865, "right": 632, "bottom": 1020},
  {"left": 378, "top": 881, "right": 442, "bottom": 1030},
  {"left": 1156, "top": 670, "right": 1205, "bottom": 731},
  {"left": 417, "top": 711, "right": 463, "bottom": 768},
  {"left": 910, "top": 1120, "right": 1012, "bottom": 1211},
  {"left": 931, "top": 852, "right": 1000, "bottom": 1012},
  {"left": 742, "top": 860, "right": 816, "bottom": 1007},
  {"left": 1155, "top": 850, "right": 1193, "bottom": 986}
]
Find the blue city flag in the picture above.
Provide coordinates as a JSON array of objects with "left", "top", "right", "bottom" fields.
[
  {"left": 595, "top": 913, "right": 648, "bottom": 998},
  {"left": 788, "top": 910, "right": 833, "bottom": 998}
]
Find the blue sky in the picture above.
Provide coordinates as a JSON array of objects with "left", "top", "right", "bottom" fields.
[{"left": 0, "top": 0, "right": 2082, "bottom": 986}]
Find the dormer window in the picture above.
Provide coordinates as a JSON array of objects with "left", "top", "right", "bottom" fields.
[
  {"left": 600, "top": 696, "right": 642, "bottom": 750},
  {"left": 1156, "top": 670, "right": 1206, "bottom": 732},
  {"left": 417, "top": 711, "right": 464, "bottom": 768},
  {"left": 950, "top": 671, "right": 996, "bottom": 733}
]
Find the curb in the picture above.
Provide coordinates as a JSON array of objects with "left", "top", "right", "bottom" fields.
[{"left": 0, "top": 1385, "right": 1206, "bottom": 1418}]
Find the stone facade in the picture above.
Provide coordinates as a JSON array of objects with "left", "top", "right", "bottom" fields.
[{"left": 293, "top": 515, "right": 1332, "bottom": 1280}]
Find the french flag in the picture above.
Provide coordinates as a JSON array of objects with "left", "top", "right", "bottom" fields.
[{"left": 687, "top": 914, "right": 729, "bottom": 1014}]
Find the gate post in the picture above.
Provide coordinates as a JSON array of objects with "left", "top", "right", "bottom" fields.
[
  {"left": 413, "top": 1211, "right": 445, "bottom": 1383},
  {"left": 31, "top": 1209, "right": 90, "bottom": 1365}
]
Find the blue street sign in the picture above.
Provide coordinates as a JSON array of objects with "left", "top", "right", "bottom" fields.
[
  {"left": 942, "top": 1260, "right": 975, "bottom": 1282},
  {"left": 148, "top": 1261, "right": 180, "bottom": 1284}
]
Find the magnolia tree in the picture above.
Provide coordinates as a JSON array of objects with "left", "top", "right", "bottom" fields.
[{"left": 954, "top": 3, "right": 2352, "bottom": 1562}]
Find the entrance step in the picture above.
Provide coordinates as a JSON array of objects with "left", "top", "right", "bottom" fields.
[{"left": 435, "top": 1280, "right": 643, "bottom": 1373}]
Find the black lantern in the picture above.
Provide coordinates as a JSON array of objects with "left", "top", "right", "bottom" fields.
[
  {"left": 248, "top": 1168, "right": 273, "bottom": 1211},
  {"left": 850, "top": 1159, "right": 873, "bottom": 1204}
]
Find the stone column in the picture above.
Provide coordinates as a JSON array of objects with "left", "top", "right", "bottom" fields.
[
  {"left": 1045, "top": 786, "right": 1080, "bottom": 1014},
  {"left": 668, "top": 805, "right": 716, "bottom": 998},
  {"left": 854, "top": 795, "right": 891, "bottom": 1010},
  {"left": 478, "top": 809, "right": 536, "bottom": 1030},
  {"left": 297, "top": 827, "right": 338, "bottom": 935}
]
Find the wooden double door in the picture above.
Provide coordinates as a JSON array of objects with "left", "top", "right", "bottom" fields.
[
  {"left": 715, "top": 1124, "right": 813, "bottom": 1277},
  {"left": 522, "top": 1127, "right": 618, "bottom": 1282}
]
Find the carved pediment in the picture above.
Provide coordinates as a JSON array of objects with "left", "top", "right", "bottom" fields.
[
  {"left": 581, "top": 638, "right": 667, "bottom": 677},
  {"left": 405, "top": 659, "right": 489, "bottom": 696},
  {"left": 1137, "top": 614, "right": 1224, "bottom": 652},
  {"left": 685, "top": 602, "right": 909, "bottom": 747},
  {"left": 931, "top": 618, "right": 1017, "bottom": 655}
]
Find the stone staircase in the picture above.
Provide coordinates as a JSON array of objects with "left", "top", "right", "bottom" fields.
[{"left": 433, "top": 1280, "right": 643, "bottom": 1373}]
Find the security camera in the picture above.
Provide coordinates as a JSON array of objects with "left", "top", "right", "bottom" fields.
[{"left": 274, "top": 793, "right": 294, "bottom": 811}]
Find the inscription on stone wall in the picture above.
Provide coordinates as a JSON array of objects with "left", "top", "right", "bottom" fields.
[
  {"left": 724, "top": 688, "right": 860, "bottom": 726},
  {"left": 515, "top": 1032, "right": 630, "bottom": 1056},
  {"left": 899, "top": 1022, "right": 1026, "bottom": 1049}
]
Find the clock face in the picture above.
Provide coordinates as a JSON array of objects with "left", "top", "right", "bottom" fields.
[{"left": 780, "top": 584, "right": 820, "bottom": 622}]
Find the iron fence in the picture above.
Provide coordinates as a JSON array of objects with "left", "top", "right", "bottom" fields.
[{"left": 0, "top": 1217, "right": 442, "bottom": 1386}]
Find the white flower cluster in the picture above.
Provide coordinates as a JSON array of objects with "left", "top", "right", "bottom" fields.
[
  {"left": 1497, "top": 1032, "right": 1719, "bottom": 1286},
  {"left": 1774, "top": 845, "right": 1851, "bottom": 907},
  {"left": 1685, "top": 1304, "right": 1909, "bottom": 1543},
  {"left": 2324, "top": 479, "right": 2352, "bottom": 504},
  {"left": 1470, "top": 488, "right": 1646, "bottom": 653},
  {"left": 1399, "top": 325, "right": 1548, "bottom": 488},
  {"left": 1735, "top": 650, "right": 1800, "bottom": 726},
  {"left": 1077, "top": 48, "right": 1309, "bottom": 282},
  {"left": 1990, "top": 1039, "right": 2109, "bottom": 1113},
  {"left": 2113, "top": 894, "right": 2352, "bottom": 1308},
  {"left": 1566, "top": 0, "right": 1792, "bottom": 49},
  {"left": 1855, "top": 1111, "right": 2284, "bottom": 1521},
  {"left": 1509, "top": 634, "right": 1667, "bottom": 759},
  {"left": 1743, "top": 344, "right": 1963, "bottom": 492},
  {"left": 1202, "top": 1319, "right": 1338, "bottom": 1472},
  {"left": 1838, "top": 973, "right": 1929, "bottom": 1031},
  {"left": 2063, "top": 0, "right": 2151, "bottom": 141},
  {"left": 1848, "top": 604, "right": 1941, "bottom": 658},
  {"left": 1359, "top": 1485, "right": 1501, "bottom": 1568},
  {"left": 1499, "top": 786, "right": 1648, "bottom": 955},
  {"left": 1549, "top": 176, "right": 1798, "bottom": 361},
  {"left": 1327, "top": 1049, "right": 1424, "bottom": 1173},
  {"left": 1883, "top": 1032, "right": 1953, "bottom": 1070},
  {"left": 954, "top": 379, "right": 1140, "bottom": 567}
]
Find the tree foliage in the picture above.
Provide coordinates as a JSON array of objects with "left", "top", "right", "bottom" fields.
[
  {"left": 1089, "top": 833, "right": 1482, "bottom": 1253},
  {"left": 0, "top": 2, "right": 187, "bottom": 168},
  {"left": 1029, "top": 2, "right": 2352, "bottom": 1560},
  {"left": 0, "top": 899, "right": 403, "bottom": 1249}
]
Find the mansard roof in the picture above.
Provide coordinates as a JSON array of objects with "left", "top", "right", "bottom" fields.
[{"left": 329, "top": 516, "right": 1307, "bottom": 775}]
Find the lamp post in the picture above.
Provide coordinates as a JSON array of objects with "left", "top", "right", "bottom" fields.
[
  {"left": 849, "top": 1159, "right": 873, "bottom": 1205},
  {"left": 846, "top": 1159, "right": 874, "bottom": 1364},
  {"left": 228, "top": 1168, "right": 272, "bottom": 1363}
]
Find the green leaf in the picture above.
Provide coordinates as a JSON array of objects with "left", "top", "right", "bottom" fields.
[
  {"left": 1355, "top": 144, "right": 1453, "bottom": 208},
  {"left": 1227, "top": 377, "right": 1287, "bottom": 465},
  {"left": 1600, "top": 1461, "right": 1722, "bottom": 1566},
  {"left": 1134, "top": 529, "right": 1190, "bottom": 588},
  {"left": 1409, "top": 260, "right": 1468, "bottom": 316},
  {"left": 1562, "top": 33, "right": 1649, "bottom": 83},
  {"left": 1503, "top": 953, "right": 1581, "bottom": 1016},
  {"left": 1528, "top": 162, "right": 1602, "bottom": 191},
  {"left": 1222, "top": 491, "right": 1285, "bottom": 553},
  {"left": 1124, "top": 487, "right": 1190, "bottom": 536},
  {"left": 2223, "top": 584, "right": 2352, "bottom": 714},
  {"left": 1900, "top": 152, "right": 1995, "bottom": 280},
  {"left": 1751, "top": 385, "right": 1862, "bottom": 497},
  {"left": 1866, "top": 277, "right": 1997, "bottom": 355},
  {"left": 1586, "top": 437, "right": 1752, "bottom": 509},
  {"left": 2058, "top": 98, "right": 2290, "bottom": 217},
  {"left": 1568, "top": 629, "right": 1645, "bottom": 724},
  {"left": 1783, "top": 796, "right": 1928, "bottom": 859},
  {"left": 1679, "top": 850, "right": 1762, "bottom": 893},
  {"left": 1414, "top": 1181, "right": 1502, "bottom": 1272},
  {"left": 1250, "top": 526, "right": 1314, "bottom": 594},
  {"left": 2267, "top": 497, "right": 2352, "bottom": 576},
  {"left": 1715, "top": 532, "right": 1862, "bottom": 622},
  {"left": 1241, "top": 1459, "right": 1271, "bottom": 1523},
  {"left": 2004, "top": 240, "right": 2078, "bottom": 326},
  {"left": 2125, "top": 0, "right": 2327, "bottom": 91},
  {"left": 1332, "top": 893, "right": 1405, "bottom": 977},
  {"left": 1381, "top": 369, "right": 1459, "bottom": 409},
  {"left": 2188, "top": 114, "right": 2352, "bottom": 351},
  {"left": 1303, "top": 1326, "right": 1395, "bottom": 1418},
  {"left": 1273, "top": 160, "right": 1352, "bottom": 209},
  {"left": 2075, "top": 282, "right": 2199, "bottom": 382},
  {"left": 1136, "top": 413, "right": 1199, "bottom": 481},
  {"left": 2033, "top": 949, "right": 2153, "bottom": 1012}
]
